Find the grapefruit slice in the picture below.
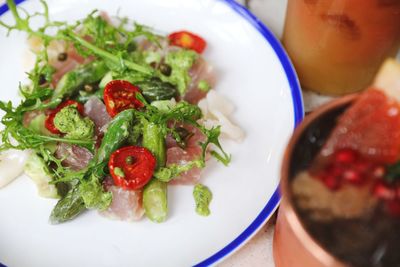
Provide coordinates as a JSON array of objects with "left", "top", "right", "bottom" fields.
[{"left": 320, "top": 59, "right": 400, "bottom": 164}]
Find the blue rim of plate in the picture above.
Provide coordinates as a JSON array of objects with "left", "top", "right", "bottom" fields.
[
  {"left": 195, "top": 1, "right": 304, "bottom": 266},
  {"left": 0, "top": 0, "right": 304, "bottom": 266}
]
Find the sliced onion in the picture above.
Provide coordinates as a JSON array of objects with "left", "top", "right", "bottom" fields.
[
  {"left": 0, "top": 149, "right": 31, "bottom": 188},
  {"left": 198, "top": 90, "right": 245, "bottom": 142}
]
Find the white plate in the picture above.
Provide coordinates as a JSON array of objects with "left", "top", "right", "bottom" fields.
[{"left": 0, "top": 0, "right": 303, "bottom": 266}]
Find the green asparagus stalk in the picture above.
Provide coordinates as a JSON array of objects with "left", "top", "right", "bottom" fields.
[{"left": 142, "top": 117, "right": 168, "bottom": 223}]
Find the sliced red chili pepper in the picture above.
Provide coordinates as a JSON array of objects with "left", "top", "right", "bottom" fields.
[
  {"left": 45, "top": 100, "right": 84, "bottom": 134},
  {"left": 168, "top": 31, "right": 207, "bottom": 53},
  {"left": 108, "top": 146, "right": 156, "bottom": 190},
  {"left": 103, "top": 80, "right": 144, "bottom": 117}
]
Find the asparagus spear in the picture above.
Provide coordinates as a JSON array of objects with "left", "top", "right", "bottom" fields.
[
  {"left": 142, "top": 118, "right": 168, "bottom": 223},
  {"left": 50, "top": 109, "right": 137, "bottom": 223},
  {"left": 96, "top": 109, "right": 136, "bottom": 163},
  {"left": 52, "top": 61, "right": 108, "bottom": 101},
  {"left": 142, "top": 179, "right": 168, "bottom": 223},
  {"left": 50, "top": 187, "right": 85, "bottom": 224}
]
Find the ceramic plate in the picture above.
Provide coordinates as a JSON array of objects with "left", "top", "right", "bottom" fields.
[{"left": 0, "top": 0, "right": 303, "bottom": 266}]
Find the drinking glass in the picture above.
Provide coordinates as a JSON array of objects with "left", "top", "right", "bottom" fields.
[{"left": 282, "top": 0, "right": 400, "bottom": 95}]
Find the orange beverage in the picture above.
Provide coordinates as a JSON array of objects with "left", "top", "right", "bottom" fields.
[{"left": 283, "top": 0, "right": 400, "bottom": 95}]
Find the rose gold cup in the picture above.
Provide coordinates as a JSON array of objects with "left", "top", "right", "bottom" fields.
[{"left": 273, "top": 94, "right": 359, "bottom": 267}]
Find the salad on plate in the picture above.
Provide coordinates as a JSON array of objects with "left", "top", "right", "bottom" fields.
[{"left": 0, "top": 0, "right": 244, "bottom": 224}]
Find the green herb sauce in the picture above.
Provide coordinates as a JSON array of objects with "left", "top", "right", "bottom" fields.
[{"left": 53, "top": 106, "right": 95, "bottom": 140}]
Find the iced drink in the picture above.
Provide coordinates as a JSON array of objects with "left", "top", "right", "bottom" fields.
[{"left": 283, "top": 0, "right": 400, "bottom": 95}]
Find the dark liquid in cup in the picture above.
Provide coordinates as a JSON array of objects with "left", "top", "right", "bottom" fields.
[{"left": 289, "top": 103, "right": 400, "bottom": 267}]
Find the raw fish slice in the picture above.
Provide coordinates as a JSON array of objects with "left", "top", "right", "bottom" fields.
[
  {"left": 100, "top": 177, "right": 144, "bottom": 221},
  {"left": 165, "top": 122, "right": 205, "bottom": 185},
  {"left": 55, "top": 143, "right": 93, "bottom": 171},
  {"left": 167, "top": 146, "right": 203, "bottom": 185},
  {"left": 84, "top": 96, "right": 112, "bottom": 133},
  {"left": 184, "top": 57, "right": 216, "bottom": 104}
]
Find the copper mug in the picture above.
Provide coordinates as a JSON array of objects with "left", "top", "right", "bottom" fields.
[{"left": 273, "top": 94, "right": 358, "bottom": 267}]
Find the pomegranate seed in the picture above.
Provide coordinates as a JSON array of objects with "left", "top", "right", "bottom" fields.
[
  {"left": 372, "top": 166, "right": 385, "bottom": 179},
  {"left": 323, "top": 175, "right": 341, "bottom": 191},
  {"left": 386, "top": 200, "right": 400, "bottom": 217},
  {"left": 396, "top": 185, "right": 400, "bottom": 199},
  {"left": 342, "top": 169, "right": 363, "bottom": 184},
  {"left": 335, "top": 149, "right": 358, "bottom": 164},
  {"left": 326, "top": 164, "right": 344, "bottom": 177},
  {"left": 354, "top": 161, "right": 371, "bottom": 174},
  {"left": 373, "top": 181, "right": 396, "bottom": 200}
]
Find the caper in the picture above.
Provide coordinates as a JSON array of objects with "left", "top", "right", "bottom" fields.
[
  {"left": 84, "top": 84, "right": 94, "bottom": 92},
  {"left": 127, "top": 42, "right": 137, "bottom": 52},
  {"left": 125, "top": 156, "right": 134, "bottom": 164},
  {"left": 159, "top": 63, "right": 172, "bottom": 76},
  {"left": 150, "top": 62, "right": 157, "bottom": 69},
  {"left": 57, "top": 52, "right": 68, "bottom": 61},
  {"left": 38, "top": 74, "right": 47, "bottom": 85}
]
